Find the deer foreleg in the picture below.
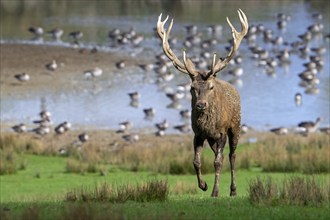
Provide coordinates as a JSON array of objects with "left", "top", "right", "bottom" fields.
[
  {"left": 210, "top": 135, "right": 226, "bottom": 197},
  {"left": 228, "top": 130, "right": 239, "bottom": 196},
  {"left": 193, "top": 135, "right": 207, "bottom": 191}
]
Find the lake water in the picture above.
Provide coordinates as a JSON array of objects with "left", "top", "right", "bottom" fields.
[{"left": 1, "top": 0, "right": 329, "bottom": 132}]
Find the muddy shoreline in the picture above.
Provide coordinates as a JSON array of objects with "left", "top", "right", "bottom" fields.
[{"left": 0, "top": 43, "right": 149, "bottom": 97}]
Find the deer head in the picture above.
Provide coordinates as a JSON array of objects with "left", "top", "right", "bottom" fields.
[{"left": 157, "top": 9, "right": 248, "bottom": 112}]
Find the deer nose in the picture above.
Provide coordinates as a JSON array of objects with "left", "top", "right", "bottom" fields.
[{"left": 196, "top": 101, "right": 207, "bottom": 111}]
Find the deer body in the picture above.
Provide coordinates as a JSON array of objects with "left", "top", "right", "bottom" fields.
[
  {"left": 192, "top": 78, "right": 241, "bottom": 139},
  {"left": 157, "top": 9, "right": 248, "bottom": 197}
]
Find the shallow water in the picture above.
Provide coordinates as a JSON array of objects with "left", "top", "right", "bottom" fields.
[{"left": 1, "top": 1, "right": 329, "bottom": 132}]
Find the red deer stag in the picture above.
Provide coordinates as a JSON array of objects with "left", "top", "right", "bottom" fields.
[{"left": 157, "top": 9, "right": 248, "bottom": 197}]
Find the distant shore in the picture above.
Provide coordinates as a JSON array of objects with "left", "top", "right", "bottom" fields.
[{"left": 0, "top": 42, "right": 147, "bottom": 98}]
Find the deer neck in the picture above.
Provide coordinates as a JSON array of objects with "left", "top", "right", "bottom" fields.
[{"left": 192, "top": 101, "right": 221, "bottom": 138}]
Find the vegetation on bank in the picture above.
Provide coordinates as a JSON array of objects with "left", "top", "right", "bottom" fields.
[{"left": 1, "top": 132, "right": 329, "bottom": 175}]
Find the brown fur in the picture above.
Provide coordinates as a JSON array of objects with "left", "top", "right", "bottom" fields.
[
  {"left": 191, "top": 76, "right": 241, "bottom": 139},
  {"left": 189, "top": 73, "right": 241, "bottom": 197},
  {"left": 156, "top": 10, "right": 248, "bottom": 197}
]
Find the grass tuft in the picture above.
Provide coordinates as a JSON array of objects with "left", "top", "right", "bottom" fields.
[
  {"left": 116, "top": 179, "right": 169, "bottom": 202},
  {"left": 65, "top": 179, "right": 169, "bottom": 203},
  {"left": 248, "top": 176, "right": 330, "bottom": 206}
]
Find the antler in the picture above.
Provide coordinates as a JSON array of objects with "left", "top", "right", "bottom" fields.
[
  {"left": 211, "top": 9, "right": 248, "bottom": 75},
  {"left": 157, "top": 10, "right": 248, "bottom": 78},
  {"left": 157, "top": 14, "right": 189, "bottom": 74}
]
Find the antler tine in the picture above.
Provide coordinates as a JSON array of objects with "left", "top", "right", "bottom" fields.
[
  {"left": 212, "top": 9, "right": 249, "bottom": 75},
  {"left": 238, "top": 8, "right": 248, "bottom": 35},
  {"left": 183, "top": 50, "right": 198, "bottom": 77},
  {"left": 157, "top": 14, "right": 189, "bottom": 74},
  {"left": 211, "top": 53, "right": 217, "bottom": 74}
]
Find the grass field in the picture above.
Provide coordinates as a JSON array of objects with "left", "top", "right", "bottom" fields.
[{"left": 0, "top": 132, "right": 329, "bottom": 219}]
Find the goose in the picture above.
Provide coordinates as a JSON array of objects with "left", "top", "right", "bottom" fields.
[
  {"left": 311, "top": 47, "right": 326, "bottom": 55},
  {"left": 69, "top": 31, "right": 83, "bottom": 41},
  {"left": 298, "top": 31, "right": 312, "bottom": 43},
  {"left": 128, "top": 91, "right": 141, "bottom": 102},
  {"left": 184, "top": 25, "right": 197, "bottom": 35},
  {"left": 304, "top": 86, "right": 319, "bottom": 95},
  {"left": 47, "top": 28, "right": 64, "bottom": 41},
  {"left": 207, "top": 24, "right": 223, "bottom": 35},
  {"left": 228, "top": 67, "right": 244, "bottom": 77},
  {"left": 58, "top": 148, "right": 66, "bottom": 155},
  {"left": 131, "top": 35, "right": 144, "bottom": 47},
  {"left": 39, "top": 110, "right": 51, "bottom": 120},
  {"left": 298, "top": 70, "right": 316, "bottom": 81},
  {"left": 298, "top": 117, "right": 322, "bottom": 133},
  {"left": 277, "top": 13, "right": 291, "bottom": 21},
  {"left": 54, "top": 121, "right": 71, "bottom": 135},
  {"left": 32, "top": 125, "right": 50, "bottom": 136},
  {"left": 155, "top": 119, "right": 169, "bottom": 131},
  {"left": 294, "top": 93, "right": 302, "bottom": 106},
  {"left": 28, "top": 26, "right": 44, "bottom": 36},
  {"left": 143, "top": 108, "right": 156, "bottom": 119},
  {"left": 78, "top": 133, "right": 89, "bottom": 143},
  {"left": 166, "top": 91, "right": 185, "bottom": 102},
  {"left": 122, "top": 133, "right": 139, "bottom": 142},
  {"left": 33, "top": 117, "right": 51, "bottom": 127},
  {"left": 116, "top": 60, "right": 125, "bottom": 69},
  {"left": 45, "top": 60, "right": 57, "bottom": 71},
  {"left": 277, "top": 20, "right": 287, "bottom": 29},
  {"left": 14, "top": 73, "right": 30, "bottom": 82},
  {"left": 180, "top": 109, "right": 191, "bottom": 119},
  {"left": 12, "top": 123, "right": 27, "bottom": 133},
  {"left": 155, "top": 129, "right": 166, "bottom": 137},
  {"left": 270, "top": 127, "right": 288, "bottom": 135},
  {"left": 299, "top": 77, "right": 320, "bottom": 88},
  {"left": 138, "top": 63, "right": 155, "bottom": 72},
  {"left": 320, "top": 127, "right": 330, "bottom": 135},
  {"left": 174, "top": 124, "right": 191, "bottom": 133},
  {"left": 108, "top": 28, "right": 121, "bottom": 40},
  {"left": 277, "top": 48, "right": 291, "bottom": 64},
  {"left": 176, "top": 83, "right": 191, "bottom": 93},
  {"left": 312, "top": 13, "right": 323, "bottom": 20},
  {"left": 117, "top": 121, "right": 133, "bottom": 133},
  {"left": 84, "top": 67, "right": 103, "bottom": 79},
  {"left": 241, "top": 124, "right": 251, "bottom": 134}
]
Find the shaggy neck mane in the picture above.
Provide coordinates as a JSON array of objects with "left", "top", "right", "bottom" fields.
[{"left": 193, "top": 92, "right": 222, "bottom": 138}]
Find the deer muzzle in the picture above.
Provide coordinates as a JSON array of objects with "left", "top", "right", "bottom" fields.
[{"left": 196, "top": 100, "right": 208, "bottom": 111}]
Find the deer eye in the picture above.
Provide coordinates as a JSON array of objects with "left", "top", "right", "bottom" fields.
[{"left": 209, "top": 85, "right": 214, "bottom": 90}]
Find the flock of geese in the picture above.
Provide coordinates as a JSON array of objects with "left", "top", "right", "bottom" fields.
[{"left": 10, "top": 11, "right": 330, "bottom": 147}]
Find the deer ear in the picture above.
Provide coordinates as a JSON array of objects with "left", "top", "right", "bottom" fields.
[{"left": 204, "top": 70, "right": 216, "bottom": 80}]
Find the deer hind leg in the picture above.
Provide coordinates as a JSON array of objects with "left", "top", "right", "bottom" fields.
[
  {"left": 193, "top": 135, "right": 208, "bottom": 191},
  {"left": 208, "top": 135, "right": 226, "bottom": 197},
  {"left": 228, "top": 128, "right": 239, "bottom": 196}
]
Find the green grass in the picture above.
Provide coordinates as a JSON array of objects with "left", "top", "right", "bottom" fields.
[
  {"left": 1, "top": 154, "right": 329, "bottom": 219},
  {"left": 1, "top": 133, "right": 329, "bottom": 219},
  {"left": 1, "top": 197, "right": 329, "bottom": 220},
  {"left": 3, "top": 154, "right": 324, "bottom": 202}
]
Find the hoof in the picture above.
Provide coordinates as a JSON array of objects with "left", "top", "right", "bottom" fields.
[
  {"left": 199, "top": 182, "right": 208, "bottom": 191},
  {"left": 211, "top": 191, "right": 219, "bottom": 197},
  {"left": 230, "top": 185, "right": 237, "bottom": 196}
]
